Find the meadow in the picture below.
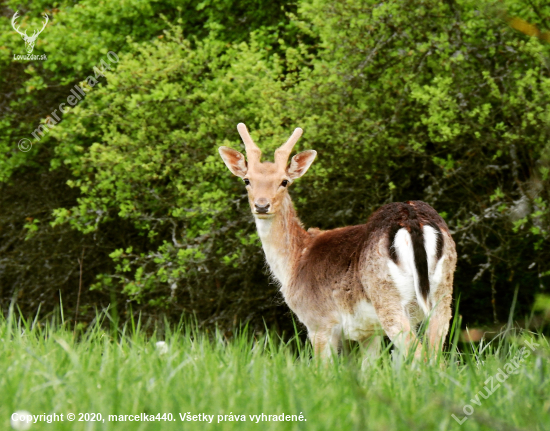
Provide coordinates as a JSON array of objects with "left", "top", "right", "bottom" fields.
[
  {"left": 2, "top": 2, "right": 549, "bottom": 430},
  {"left": 1, "top": 307, "right": 548, "bottom": 431}
]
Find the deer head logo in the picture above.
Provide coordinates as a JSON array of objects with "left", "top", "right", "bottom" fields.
[{"left": 12, "top": 11, "right": 49, "bottom": 54}]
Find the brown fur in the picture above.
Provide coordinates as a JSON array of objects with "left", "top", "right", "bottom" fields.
[{"left": 219, "top": 124, "right": 457, "bottom": 360}]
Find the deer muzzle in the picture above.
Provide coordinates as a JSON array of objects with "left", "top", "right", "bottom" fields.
[{"left": 254, "top": 199, "right": 271, "bottom": 214}]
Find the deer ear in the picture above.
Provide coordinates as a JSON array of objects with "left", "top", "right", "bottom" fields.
[
  {"left": 218, "top": 146, "right": 248, "bottom": 178},
  {"left": 287, "top": 150, "right": 317, "bottom": 180}
]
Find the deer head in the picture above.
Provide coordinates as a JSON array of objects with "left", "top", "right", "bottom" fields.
[
  {"left": 12, "top": 11, "right": 49, "bottom": 54},
  {"left": 219, "top": 123, "right": 317, "bottom": 218}
]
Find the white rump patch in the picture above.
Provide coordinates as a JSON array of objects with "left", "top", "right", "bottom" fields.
[
  {"left": 340, "top": 300, "right": 381, "bottom": 341},
  {"left": 387, "top": 228, "right": 429, "bottom": 314},
  {"left": 423, "top": 225, "right": 445, "bottom": 305},
  {"left": 423, "top": 225, "right": 439, "bottom": 273},
  {"left": 387, "top": 226, "right": 446, "bottom": 316}
]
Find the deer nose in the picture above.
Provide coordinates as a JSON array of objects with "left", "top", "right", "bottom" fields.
[{"left": 254, "top": 199, "right": 270, "bottom": 214}]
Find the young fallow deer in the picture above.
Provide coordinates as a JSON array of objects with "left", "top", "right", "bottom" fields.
[{"left": 218, "top": 124, "right": 456, "bottom": 360}]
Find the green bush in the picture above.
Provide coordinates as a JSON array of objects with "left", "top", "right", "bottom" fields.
[{"left": 1, "top": 0, "right": 549, "bottom": 329}]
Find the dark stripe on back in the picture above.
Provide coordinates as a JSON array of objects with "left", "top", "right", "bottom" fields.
[{"left": 409, "top": 210, "right": 430, "bottom": 304}]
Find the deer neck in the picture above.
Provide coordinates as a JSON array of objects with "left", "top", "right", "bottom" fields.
[{"left": 254, "top": 193, "right": 307, "bottom": 292}]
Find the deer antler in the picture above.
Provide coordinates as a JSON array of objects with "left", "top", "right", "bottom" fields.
[
  {"left": 237, "top": 123, "right": 262, "bottom": 166},
  {"left": 11, "top": 11, "right": 28, "bottom": 38},
  {"left": 32, "top": 13, "right": 49, "bottom": 38},
  {"left": 274, "top": 127, "right": 303, "bottom": 168}
]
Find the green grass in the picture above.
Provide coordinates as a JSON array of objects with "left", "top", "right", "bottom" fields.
[{"left": 1, "top": 308, "right": 548, "bottom": 431}]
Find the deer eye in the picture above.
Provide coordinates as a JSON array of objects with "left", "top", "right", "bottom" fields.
[
  {"left": 281, "top": 180, "right": 288, "bottom": 187},
  {"left": 243, "top": 178, "right": 250, "bottom": 186}
]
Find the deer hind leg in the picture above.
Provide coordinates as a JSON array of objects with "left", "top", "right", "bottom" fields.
[
  {"left": 367, "top": 282, "right": 422, "bottom": 359},
  {"left": 360, "top": 334, "right": 383, "bottom": 369},
  {"left": 377, "top": 307, "right": 422, "bottom": 359},
  {"left": 361, "top": 334, "right": 382, "bottom": 357},
  {"left": 426, "top": 270, "right": 454, "bottom": 352},
  {"left": 426, "top": 297, "right": 452, "bottom": 356},
  {"left": 309, "top": 325, "right": 341, "bottom": 361},
  {"left": 426, "top": 238, "right": 456, "bottom": 353}
]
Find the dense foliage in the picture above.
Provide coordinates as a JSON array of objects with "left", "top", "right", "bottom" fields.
[{"left": 1, "top": 0, "right": 549, "bottom": 330}]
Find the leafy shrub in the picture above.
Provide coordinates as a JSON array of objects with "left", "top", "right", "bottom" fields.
[{"left": 1, "top": 0, "right": 549, "bottom": 329}]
